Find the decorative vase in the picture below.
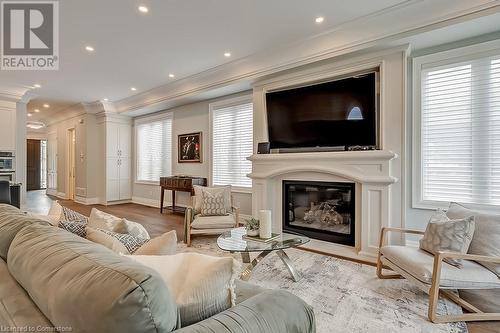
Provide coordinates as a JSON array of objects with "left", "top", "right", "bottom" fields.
[
  {"left": 247, "top": 229, "right": 259, "bottom": 237},
  {"left": 259, "top": 210, "right": 272, "bottom": 239}
]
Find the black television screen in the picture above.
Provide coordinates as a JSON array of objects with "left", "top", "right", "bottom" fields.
[{"left": 266, "top": 72, "right": 378, "bottom": 150}]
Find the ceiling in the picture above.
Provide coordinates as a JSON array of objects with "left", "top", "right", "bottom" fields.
[{"left": 1, "top": 0, "right": 499, "bottom": 125}]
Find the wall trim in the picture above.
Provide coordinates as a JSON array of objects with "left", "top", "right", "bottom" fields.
[
  {"left": 131, "top": 196, "right": 188, "bottom": 209},
  {"left": 74, "top": 196, "right": 99, "bottom": 205}
]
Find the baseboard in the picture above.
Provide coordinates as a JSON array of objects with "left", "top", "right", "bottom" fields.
[
  {"left": 131, "top": 196, "right": 189, "bottom": 209},
  {"left": 56, "top": 192, "right": 66, "bottom": 199},
  {"left": 46, "top": 189, "right": 57, "bottom": 196},
  {"left": 74, "top": 196, "right": 99, "bottom": 205}
]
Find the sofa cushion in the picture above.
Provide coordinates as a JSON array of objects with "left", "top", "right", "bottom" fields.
[
  {"left": 0, "top": 258, "right": 54, "bottom": 330},
  {"left": 0, "top": 204, "right": 49, "bottom": 261},
  {"left": 58, "top": 219, "right": 88, "bottom": 238},
  {"left": 86, "top": 226, "right": 130, "bottom": 254},
  {"left": 191, "top": 214, "right": 236, "bottom": 230},
  {"left": 61, "top": 206, "right": 88, "bottom": 223},
  {"left": 134, "top": 230, "right": 177, "bottom": 256},
  {"left": 123, "top": 218, "right": 150, "bottom": 239},
  {"left": 381, "top": 245, "right": 500, "bottom": 289},
  {"left": 200, "top": 191, "right": 228, "bottom": 216},
  {"left": 88, "top": 208, "right": 127, "bottom": 233},
  {"left": 446, "top": 202, "right": 500, "bottom": 277},
  {"left": 7, "top": 223, "right": 179, "bottom": 333}
]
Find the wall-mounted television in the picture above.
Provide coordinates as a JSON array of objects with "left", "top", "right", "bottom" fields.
[{"left": 266, "top": 71, "right": 379, "bottom": 151}]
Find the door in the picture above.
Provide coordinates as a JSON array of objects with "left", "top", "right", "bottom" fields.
[
  {"left": 47, "top": 133, "right": 58, "bottom": 191},
  {"left": 26, "top": 139, "right": 41, "bottom": 190},
  {"left": 67, "top": 128, "right": 76, "bottom": 200}
]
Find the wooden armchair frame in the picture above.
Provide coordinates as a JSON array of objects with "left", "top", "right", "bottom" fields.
[
  {"left": 184, "top": 196, "right": 240, "bottom": 247},
  {"left": 376, "top": 227, "right": 500, "bottom": 323}
]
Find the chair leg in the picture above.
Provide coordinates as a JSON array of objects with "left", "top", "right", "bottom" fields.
[
  {"left": 187, "top": 229, "right": 192, "bottom": 247},
  {"left": 376, "top": 228, "right": 402, "bottom": 279}
]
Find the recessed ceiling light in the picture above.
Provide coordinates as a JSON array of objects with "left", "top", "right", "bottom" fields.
[
  {"left": 315, "top": 16, "right": 324, "bottom": 24},
  {"left": 33, "top": 84, "right": 41, "bottom": 88},
  {"left": 34, "top": 109, "right": 40, "bottom": 113},
  {"left": 27, "top": 113, "right": 33, "bottom": 117},
  {"left": 138, "top": 6, "right": 148, "bottom": 13},
  {"left": 168, "top": 73, "right": 175, "bottom": 78},
  {"left": 85, "top": 45, "right": 95, "bottom": 52},
  {"left": 103, "top": 98, "right": 109, "bottom": 102},
  {"left": 43, "top": 104, "right": 50, "bottom": 108},
  {"left": 224, "top": 52, "right": 231, "bottom": 57},
  {"left": 131, "top": 87, "right": 137, "bottom": 91}
]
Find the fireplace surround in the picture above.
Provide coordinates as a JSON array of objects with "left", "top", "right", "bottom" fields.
[{"left": 283, "top": 180, "right": 355, "bottom": 246}]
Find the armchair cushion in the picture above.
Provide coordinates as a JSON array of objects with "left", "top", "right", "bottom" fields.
[
  {"left": 381, "top": 245, "right": 500, "bottom": 289},
  {"left": 191, "top": 214, "right": 236, "bottom": 230},
  {"left": 446, "top": 202, "right": 500, "bottom": 277}
]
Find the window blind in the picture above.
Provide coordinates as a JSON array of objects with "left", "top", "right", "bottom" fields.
[
  {"left": 421, "top": 54, "right": 500, "bottom": 205},
  {"left": 136, "top": 114, "right": 172, "bottom": 182},
  {"left": 212, "top": 101, "right": 253, "bottom": 188}
]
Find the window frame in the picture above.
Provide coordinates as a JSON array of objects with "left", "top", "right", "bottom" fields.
[
  {"left": 209, "top": 95, "right": 253, "bottom": 193},
  {"left": 134, "top": 112, "right": 173, "bottom": 185},
  {"left": 412, "top": 39, "right": 500, "bottom": 212}
]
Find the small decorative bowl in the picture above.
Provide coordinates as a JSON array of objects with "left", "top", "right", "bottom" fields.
[{"left": 246, "top": 229, "right": 260, "bottom": 237}]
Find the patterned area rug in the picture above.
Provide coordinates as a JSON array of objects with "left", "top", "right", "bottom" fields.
[{"left": 178, "top": 237, "right": 468, "bottom": 333}]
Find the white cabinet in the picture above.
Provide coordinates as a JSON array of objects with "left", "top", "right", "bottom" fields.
[
  {"left": 0, "top": 109, "right": 16, "bottom": 151},
  {"left": 105, "top": 122, "right": 131, "bottom": 202}
]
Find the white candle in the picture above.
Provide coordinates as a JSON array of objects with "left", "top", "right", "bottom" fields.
[{"left": 259, "top": 210, "right": 272, "bottom": 239}]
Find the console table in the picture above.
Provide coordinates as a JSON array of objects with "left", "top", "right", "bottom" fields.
[{"left": 159, "top": 176, "right": 207, "bottom": 214}]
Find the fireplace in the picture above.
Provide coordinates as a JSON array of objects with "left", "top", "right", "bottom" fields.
[{"left": 282, "top": 180, "right": 355, "bottom": 246}]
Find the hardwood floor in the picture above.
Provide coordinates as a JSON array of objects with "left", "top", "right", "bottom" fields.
[{"left": 25, "top": 190, "right": 499, "bottom": 333}]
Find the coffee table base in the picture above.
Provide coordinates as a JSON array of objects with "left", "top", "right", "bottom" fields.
[{"left": 239, "top": 249, "right": 300, "bottom": 282}]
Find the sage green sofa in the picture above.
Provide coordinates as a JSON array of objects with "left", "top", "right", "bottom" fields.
[{"left": 0, "top": 204, "right": 316, "bottom": 333}]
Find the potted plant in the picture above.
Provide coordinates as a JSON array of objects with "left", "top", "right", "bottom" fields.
[{"left": 245, "top": 217, "right": 260, "bottom": 236}]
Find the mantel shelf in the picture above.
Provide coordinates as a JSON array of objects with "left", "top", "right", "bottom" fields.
[{"left": 248, "top": 150, "right": 397, "bottom": 163}]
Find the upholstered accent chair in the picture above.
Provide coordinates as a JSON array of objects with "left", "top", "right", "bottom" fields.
[
  {"left": 184, "top": 186, "right": 240, "bottom": 246},
  {"left": 376, "top": 227, "right": 500, "bottom": 323}
]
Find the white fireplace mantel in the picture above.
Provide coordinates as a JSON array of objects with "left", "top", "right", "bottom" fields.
[
  {"left": 249, "top": 150, "right": 400, "bottom": 262},
  {"left": 248, "top": 150, "right": 398, "bottom": 185}
]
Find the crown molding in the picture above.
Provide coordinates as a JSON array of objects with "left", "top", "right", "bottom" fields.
[{"left": 112, "top": 0, "right": 500, "bottom": 115}]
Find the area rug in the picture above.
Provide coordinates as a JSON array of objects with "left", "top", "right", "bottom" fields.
[{"left": 178, "top": 238, "right": 468, "bottom": 333}]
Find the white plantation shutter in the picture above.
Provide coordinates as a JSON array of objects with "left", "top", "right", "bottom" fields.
[
  {"left": 136, "top": 114, "right": 173, "bottom": 182},
  {"left": 211, "top": 100, "right": 253, "bottom": 188},
  {"left": 421, "top": 54, "right": 500, "bottom": 206}
]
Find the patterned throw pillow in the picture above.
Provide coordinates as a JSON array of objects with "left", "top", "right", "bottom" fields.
[
  {"left": 97, "top": 229, "right": 149, "bottom": 254},
  {"left": 59, "top": 220, "right": 88, "bottom": 238},
  {"left": 419, "top": 210, "right": 475, "bottom": 267},
  {"left": 61, "top": 206, "right": 89, "bottom": 223},
  {"left": 200, "top": 191, "right": 228, "bottom": 216}
]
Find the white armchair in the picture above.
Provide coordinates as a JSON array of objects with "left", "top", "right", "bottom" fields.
[
  {"left": 376, "top": 227, "right": 500, "bottom": 323},
  {"left": 184, "top": 195, "right": 240, "bottom": 247}
]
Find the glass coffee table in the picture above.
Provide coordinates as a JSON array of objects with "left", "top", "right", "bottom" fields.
[{"left": 217, "top": 227, "right": 310, "bottom": 282}]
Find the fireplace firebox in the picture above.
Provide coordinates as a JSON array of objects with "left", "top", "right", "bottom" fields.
[{"left": 282, "top": 180, "right": 355, "bottom": 246}]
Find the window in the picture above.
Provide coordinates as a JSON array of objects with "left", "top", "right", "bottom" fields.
[
  {"left": 413, "top": 42, "right": 500, "bottom": 209},
  {"left": 135, "top": 114, "right": 173, "bottom": 183},
  {"left": 210, "top": 97, "right": 253, "bottom": 189}
]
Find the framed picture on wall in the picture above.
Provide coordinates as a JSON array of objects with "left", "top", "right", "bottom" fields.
[{"left": 178, "top": 132, "right": 202, "bottom": 163}]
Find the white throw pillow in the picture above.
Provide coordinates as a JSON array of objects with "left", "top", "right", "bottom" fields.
[
  {"left": 126, "top": 253, "right": 239, "bottom": 326},
  {"left": 123, "top": 219, "right": 150, "bottom": 239},
  {"left": 134, "top": 230, "right": 176, "bottom": 255},
  {"left": 86, "top": 227, "right": 129, "bottom": 254},
  {"left": 88, "top": 208, "right": 127, "bottom": 233},
  {"left": 46, "top": 201, "right": 63, "bottom": 225},
  {"left": 193, "top": 185, "right": 232, "bottom": 214}
]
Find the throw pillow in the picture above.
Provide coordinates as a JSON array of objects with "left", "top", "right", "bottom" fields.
[
  {"left": 58, "top": 220, "right": 88, "bottom": 238},
  {"left": 200, "top": 191, "right": 228, "bottom": 216},
  {"left": 86, "top": 227, "right": 130, "bottom": 254},
  {"left": 88, "top": 208, "right": 127, "bottom": 233},
  {"left": 446, "top": 202, "right": 500, "bottom": 277},
  {"left": 61, "top": 206, "right": 89, "bottom": 223},
  {"left": 46, "top": 200, "right": 63, "bottom": 225},
  {"left": 122, "top": 219, "right": 150, "bottom": 239},
  {"left": 134, "top": 230, "right": 176, "bottom": 255},
  {"left": 193, "top": 185, "right": 232, "bottom": 214},
  {"left": 126, "top": 253, "right": 239, "bottom": 326},
  {"left": 97, "top": 229, "right": 149, "bottom": 254},
  {"left": 419, "top": 210, "right": 475, "bottom": 267}
]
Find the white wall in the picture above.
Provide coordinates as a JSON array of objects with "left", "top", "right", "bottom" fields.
[{"left": 132, "top": 91, "right": 253, "bottom": 216}]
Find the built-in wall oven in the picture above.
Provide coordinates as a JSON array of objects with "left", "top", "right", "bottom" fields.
[{"left": 0, "top": 151, "right": 15, "bottom": 182}]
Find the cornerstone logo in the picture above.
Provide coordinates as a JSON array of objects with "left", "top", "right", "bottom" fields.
[{"left": 1, "top": 0, "right": 59, "bottom": 70}]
